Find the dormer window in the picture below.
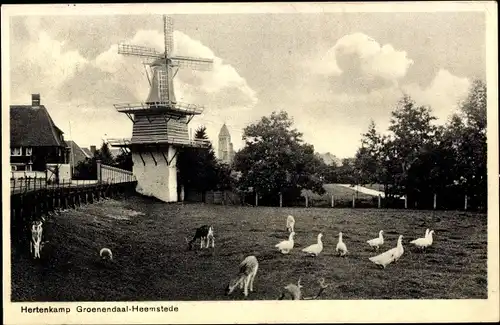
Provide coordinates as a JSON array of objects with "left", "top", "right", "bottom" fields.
[
  {"left": 25, "top": 147, "right": 33, "bottom": 156},
  {"left": 11, "top": 147, "right": 22, "bottom": 156}
]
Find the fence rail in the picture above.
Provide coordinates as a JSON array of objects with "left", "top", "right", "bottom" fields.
[
  {"left": 98, "top": 161, "right": 136, "bottom": 184},
  {"left": 185, "top": 189, "right": 483, "bottom": 212},
  {"left": 10, "top": 180, "right": 138, "bottom": 248}
]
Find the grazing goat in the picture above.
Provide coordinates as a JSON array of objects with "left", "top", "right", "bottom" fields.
[
  {"left": 225, "top": 256, "right": 259, "bottom": 297},
  {"left": 99, "top": 248, "right": 113, "bottom": 261},
  {"left": 186, "top": 225, "right": 215, "bottom": 250},
  {"left": 286, "top": 215, "right": 295, "bottom": 233},
  {"left": 29, "top": 220, "right": 44, "bottom": 259},
  {"left": 279, "top": 277, "right": 330, "bottom": 300}
]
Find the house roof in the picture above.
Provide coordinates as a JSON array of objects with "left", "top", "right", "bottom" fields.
[
  {"left": 10, "top": 105, "right": 65, "bottom": 147},
  {"left": 81, "top": 148, "right": 93, "bottom": 158},
  {"left": 66, "top": 140, "right": 91, "bottom": 164}
]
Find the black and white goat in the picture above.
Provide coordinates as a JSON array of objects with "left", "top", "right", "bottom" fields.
[
  {"left": 29, "top": 219, "right": 44, "bottom": 259},
  {"left": 225, "top": 255, "right": 259, "bottom": 297},
  {"left": 186, "top": 225, "right": 215, "bottom": 250}
]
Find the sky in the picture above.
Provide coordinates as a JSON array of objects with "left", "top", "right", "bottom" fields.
[{"left": 7, "top": 6, "right": 487, "bottom": 158}]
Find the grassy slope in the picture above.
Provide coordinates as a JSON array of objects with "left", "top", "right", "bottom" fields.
[{"left": 11, "top": 197, "right": 487, "bottom": 301}]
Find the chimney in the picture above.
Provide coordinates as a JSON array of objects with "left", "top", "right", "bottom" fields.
[
  {"left": 32, "top": 94, "right": 41, "bottom": 107},
  {"left": 90, "top": 145, "right": 97, "bottom": 156}
]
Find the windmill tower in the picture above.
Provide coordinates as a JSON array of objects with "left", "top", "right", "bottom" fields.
[{"left": 108, "top": 15, "right": 213, "bottom": 202}]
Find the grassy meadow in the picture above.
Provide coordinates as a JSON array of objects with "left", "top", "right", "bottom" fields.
[{"left": 11, "top": 195, "right": 487, "bottom": 301}]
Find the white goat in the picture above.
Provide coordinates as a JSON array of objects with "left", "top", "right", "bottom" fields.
[
  {"left": 29, "top": 220, "right": 43, "bottom": 259},
  {"left": 286, "top": 215, "right": 295, "bottom": 233},
  {"left": 186, "top": 225, "right": 215, "bottom": 250},
  {"left": 99, "top": 248, "right": 113, "bottom": 261},
  {"left": 225, "top": 256, "right": 259, "bottom": 297}
]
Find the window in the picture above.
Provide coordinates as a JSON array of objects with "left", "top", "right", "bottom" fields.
[
  {"left": 25, "top": 147, "right": 33, "bottom": 156},
  {"left": 11, "top": 147, "right": 22, "bottom": 156},
  {"left": 11, "top": 164, "right": 25, "bottom": 171}
]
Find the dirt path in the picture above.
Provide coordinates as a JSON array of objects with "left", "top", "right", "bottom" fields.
[{"left": 335, "top": 184, "right": 389, "bottom": 198}]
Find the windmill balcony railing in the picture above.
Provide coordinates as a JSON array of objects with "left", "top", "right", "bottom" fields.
[
  {"left": 106, "top": 137, "right": 211, "bottom": 148},
  {"left": 114, "top": 101, "right": 205, "bottom": 115}
]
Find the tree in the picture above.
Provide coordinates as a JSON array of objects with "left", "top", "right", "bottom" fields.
[
  {"left": 94, "top": 141, "right": 114, "bottom": 165},
  {"left": 74, "top": 157, "right": 97, "bottom": 179},
  {"left": 442, "top": 80, "right": 487, "bottom": 209},
  {"left": 234, "top": 111, "right": 325, "bottom": 205},
  {"left": 177, "top": 126, "right": 220, "bottom": 198},
  {"left": 386, "top": 95, "right": 439, "bottom": 198},
  {"left": 114, "top": 150, "right": 133, "bottom": 171},
  {"left": 354, "top": 120, "right": 385, "bottom": 185}
]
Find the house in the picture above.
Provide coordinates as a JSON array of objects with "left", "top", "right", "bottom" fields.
[
  {"left": 66, "top": 140, "right": 92, "bottom": 168},
  {"left": 81, "top": 147, "right": 93, "bottom": 158},
  {"left": 84, "top": 144, "right": 122, "bottom": 159},
  {"left": 10, "top": 94, "right": 71, "bottom": 174}
]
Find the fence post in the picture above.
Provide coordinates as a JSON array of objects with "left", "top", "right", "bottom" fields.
[
  {"left": 96, "top": 160, "right": 102, "bottom": 183},
  {"left": 404, "top": 195, "right": 408, "bottom": 209},
  {"left": 352, "top": 194, "right": 355, "bottom": 208},
  {"left": 305, "top": 195, "right": 309, "bottom": 208},
  {"left": 464, "top": 195, "right": 468, "bottom": 211},
  {"left": 255, "top": 192, "right": 258, "bottom": 207},
  {"left": 433, "top": 193, "right": 437, "bottom": 210},
  {"left": 378, "top": 194, "right": 381, "bottom": 209},
  {"left": 279, "top": 192, "right": 283, "bottom": 208}
]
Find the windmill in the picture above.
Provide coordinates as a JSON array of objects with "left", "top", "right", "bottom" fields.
[
  {"left": 115, "top": 15, "right": 213, "bottom": 115},
  {"left": 107, "top": 15, "right": 213, "bottom": 203}
]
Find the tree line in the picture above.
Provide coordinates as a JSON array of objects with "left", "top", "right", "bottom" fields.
[
  {"left": 79, "top": 79, "right": 487, "bottom": 211},
  {"left": 323, "top": 79, "right": 487, "bottom": 210}
]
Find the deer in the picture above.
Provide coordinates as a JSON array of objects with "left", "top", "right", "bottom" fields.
[
  {"left": 225, "top": 255, "right": 259, "bottom": 297},
  {"left": 186, "top": 225, "right": 215, "bottom": 250},
  {"left": 278, "top": 277, "right": 330, "bottom": 300},
  {"left": 286, "top": 215, "right": 295, "bottom": 233},
  {"left": 29, "top": 219, "right": 44, "bottom": 259}
]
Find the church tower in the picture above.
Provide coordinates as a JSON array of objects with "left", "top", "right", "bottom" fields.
[{"left": 218, "top": 123, "right": 235, "bottom": 164}]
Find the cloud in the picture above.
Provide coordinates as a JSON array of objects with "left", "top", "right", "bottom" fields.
[
  {"left": 403, "top": 69, "right": 471, "bottom": 122},
  {"left": 286, "top": 67, "right": 471, "bottom": 158},
  {"left": 311, "top": 33, "right": 414, "bottom": 85},
  {"left": 11, "top": 31, "right": 88, "bottom": 101},
  {"left": 10, "top": 21, "right": 257, "bottom": 150}
]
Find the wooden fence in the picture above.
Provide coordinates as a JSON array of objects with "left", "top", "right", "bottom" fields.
[
  {"left": 97, "top": 160, "right": 135, "bottom": 184},
  {"left": 10, "top": 181, "right": 138, "bottom": 247},
  {"left": 186, "top": 189, "right": 480, "bottom": 211}
]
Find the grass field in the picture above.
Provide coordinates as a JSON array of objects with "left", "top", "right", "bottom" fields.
[{"left": 11, "top": 196, "right": 487, "bottom": 301}]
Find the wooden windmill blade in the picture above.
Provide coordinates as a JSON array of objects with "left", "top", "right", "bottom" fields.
[
  {"left": 118, "top": 43, "right": 163, "bottom": 59},
  {"left": 171, "top": 56, "right": 214, "bottom": 71},
  {"left": 163, "top": 15, "right": 174, "bottom": 57}
]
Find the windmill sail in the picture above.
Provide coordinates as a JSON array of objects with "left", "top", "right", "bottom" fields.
[{"left": 164, "top": 15, "right": 174, "bottom": 57}]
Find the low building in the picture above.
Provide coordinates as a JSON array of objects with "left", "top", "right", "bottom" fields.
[
  {"left": 66, "top": 140, "right": 92, "bottom": 168},
  {"left": 10, "top": 94, "right": 71, "bottom": 179}
]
